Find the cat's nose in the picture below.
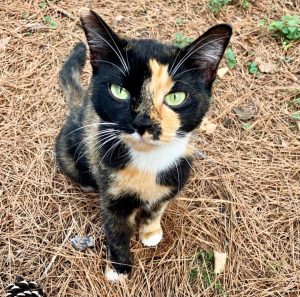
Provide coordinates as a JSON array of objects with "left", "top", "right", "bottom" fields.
[{"left": 132, "top": 114, "right": 152, "bottom": 136}]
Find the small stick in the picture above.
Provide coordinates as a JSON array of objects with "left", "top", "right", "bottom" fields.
[
  {"left": 40, "top": 227, "right": 73, "bottom": 280},
  {"left": 47, "top": 2, "right": 80, "bottom": 24}
]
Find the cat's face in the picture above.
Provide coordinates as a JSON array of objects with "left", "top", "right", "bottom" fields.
[{"left": 80, "top": 8, "right": 232, "bottom": 152}]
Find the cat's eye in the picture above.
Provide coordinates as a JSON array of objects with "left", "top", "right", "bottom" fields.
[
  {"left": 164, "top": 92, "right": 187, "bottom": 106},
  {"left": 110, "top": 84, "right": 130, "bottom": 100}
]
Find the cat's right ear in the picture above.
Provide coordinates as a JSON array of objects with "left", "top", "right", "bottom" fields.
[
  {"left": 178, "top": 24, "right": 232, "bottom": 85},
  {"left": 79, "top": 8, "right": 124, "bottom": 68}
]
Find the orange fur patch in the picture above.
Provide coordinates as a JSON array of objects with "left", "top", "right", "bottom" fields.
[
  {"left": 148, "top": 59, "right": 173, "bottom": 113},
  {"left": 109, "top": 165, "right": 170, "bottom": 203},
  {"left": 148, "top": 59, "right": 181, "bottom": 142},
  {"left": 159, "top": 104, "right": 181, "bottom": 142}
]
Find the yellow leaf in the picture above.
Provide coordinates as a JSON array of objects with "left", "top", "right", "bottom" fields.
[
  {"left": 214, "top": 250, "right": 227, "bottom": 274},
  {"left": 217, "top": 67, "right": 229, "bottom": 79}
]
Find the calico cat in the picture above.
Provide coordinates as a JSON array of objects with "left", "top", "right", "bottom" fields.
[{"left": 55, "top": 8, "right": 232, "bottom": 281}]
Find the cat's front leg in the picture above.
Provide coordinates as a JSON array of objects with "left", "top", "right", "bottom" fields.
[
  {"left": 139, "top": 201, "right": 169, "bottom": 247},
  {"left": 101, "top": 195, "right": 139, "bottom": 281}
]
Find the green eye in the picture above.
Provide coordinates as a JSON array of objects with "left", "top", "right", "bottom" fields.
[
  {"left": 110, "top": 84, "right": 130, "bottom": 100},
  {"left": 164, "top": 92, "right": 186, "bottom": 106}
]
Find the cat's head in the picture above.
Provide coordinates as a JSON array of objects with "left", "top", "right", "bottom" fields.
[{"left": 80, "top": 8, "right": 232, "bottom": 152}]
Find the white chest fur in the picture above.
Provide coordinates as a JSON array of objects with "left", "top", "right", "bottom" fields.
[{"left": 129, "top": 136, "right": 189, "bottom": 174}]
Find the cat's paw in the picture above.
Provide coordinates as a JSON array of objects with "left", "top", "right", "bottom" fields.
[
  {"left": 140, "top": 227, "right": 163, "bottom": 247},
  {"left": 105, "top": 266, "right": 128, "bottom": 282}
]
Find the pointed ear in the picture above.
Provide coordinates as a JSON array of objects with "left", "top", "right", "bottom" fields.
[
  {"left": 79, "top": 8, "right": 126, "bottom": 68},
  {"left": 182, "top": 24, "right": 232, "bottom": 84}
]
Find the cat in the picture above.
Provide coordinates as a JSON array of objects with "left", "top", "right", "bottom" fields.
[{"left": 55, "top": 8, "right": 232, "bottom": 281}]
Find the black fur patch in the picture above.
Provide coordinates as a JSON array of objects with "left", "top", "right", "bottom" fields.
[{"left": 157, "top": 157, "right": 192, "bottom": 196}]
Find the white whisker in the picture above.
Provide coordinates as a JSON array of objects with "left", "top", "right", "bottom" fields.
[
  {"left": 171, "top": 35, "right": 228, "bottom": 76},
  {"left": 96, "top": 18, "right": 130, "bottom": 73},
  {"left": 87, "top": 27, "right": 129, "bottom": 73},
  {"left": 93, "top": 59, "right": 126, "bottom": 76}
]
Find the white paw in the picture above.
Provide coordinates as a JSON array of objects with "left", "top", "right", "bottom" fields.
[
  {"left": 141, "top": 229, "right": 163, "bottom": 247},
  {"left": 105, "top": 267, "right": 127, "bottom": 282}
]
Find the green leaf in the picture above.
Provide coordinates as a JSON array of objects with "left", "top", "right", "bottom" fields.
[
  {"left": 290, "top": 112, "right": 300, "bottom": 120},
  {"left": 268, "top": 15, "right": 300, "bottom": 42},
  {"left": 248, "top": 61, "right": 258, "bottom": 75},
  {"left": 243, "top": 123, "right": 252, "bottom": 130},
  {"left": 294, "top": 98, "right": 300, "bottom": 106},
  {"left": 49, "top": 21, "right": 58, "bottom": 29},
  {"left": 208, "top": 0, "right": 232, "bottom": 13},
  {"left": 258, "top": 19, "right": 267, "bottom": 27},
  {"left": 21, "top": 12, "right": 29, "bottom": 19},
  {"left": 282, "top": 27, "right": 289, "bottom": 34},
  {"left": 225, "top": 48, "right": 237, "bottom": 69},
  {"left": 288, "top": 19, "right": 298, "bottom": 27},
  {"left": 39, "top": 2, "right": 46, "bottom": 8},
  {"left": 189, "top": 268, "right": 198, "bottom": 284},
  {"left": 176, "top": 18, "right": 184, "bottom": 26},
  {"left": 174, "top": 33, "right": 193, "bottom": 48},
  {"left": 43, "top": 15, "right": 52, "bottom": 24},
  {"left": 242, "top": 0, "right": 249, "bottom": 10},
  {"left": 43, "top": 15, "right": 58, "bottom": 29}
]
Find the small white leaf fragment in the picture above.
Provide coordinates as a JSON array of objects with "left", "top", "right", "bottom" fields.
[
  {"left": 217, "top": 67, "right": 229, "bottom": 79},
  {"left": 200, "top": 117, "right": 217, "bottom": 135},
  {"left": 0, "top": 37, "right": 11, "bottom": 50},
  {"left": 214, "top": 250, "right": 227, "bottom": 274},
  {"left": 281, "top": 139, "right": 289, "bottom": 148},
  {"left": 114, "top": 15, "right": 124, "bottom": 22}
]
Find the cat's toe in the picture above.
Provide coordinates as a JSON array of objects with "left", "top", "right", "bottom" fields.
[
  {"left": 140, "top": 228, "right": 163, "bottom": 247},
  {"left": 105, "top": 267, "right": 128, "bottom": 282}
]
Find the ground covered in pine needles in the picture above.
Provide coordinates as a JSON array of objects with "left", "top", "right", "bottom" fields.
[{"left": 1, "top": 0, "right": 299, "bottom": 296}]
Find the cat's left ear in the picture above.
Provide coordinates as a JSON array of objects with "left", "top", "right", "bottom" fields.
[
  {"left": 180, "top": 24, "right": 232, "bottom": 85},
  {"left": 79, "top": 8, "right": 126, "bottom": 69}
]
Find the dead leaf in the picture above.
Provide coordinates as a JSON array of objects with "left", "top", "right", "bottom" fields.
[
  {"left": 217, "top": 67, "right": 229, "bottom": 79},
  {"left": 255, "top": 57, "right": 277, "bottom": 73},
  {"left": 232, "top": 103, "right": 257, "bottom": 121},
  {"left": 25, "top": 22, "right": 47, "bottom": 33},
  {"left": 246, "top": 36, "right": 258, "bottom": 45},
  {"left": 214, "top": 251, "right": 227, "bottom": 274},
  {"left": 200, "top": 117, "right": 217, "bottom": 134},
  {"left": 258, "top": 62, "right": 277, "bottom": 73},
  {"left": 0, "top": 37, "right": 11, "bottom": 51}
]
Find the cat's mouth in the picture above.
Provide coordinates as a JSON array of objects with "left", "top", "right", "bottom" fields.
[{"left": 121, "top": 132, "right": 160, "bottom": 152}]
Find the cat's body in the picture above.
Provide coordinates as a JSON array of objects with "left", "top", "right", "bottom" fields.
[{"left": 55, "top": 8, "right": 232, "bottom": 281}]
